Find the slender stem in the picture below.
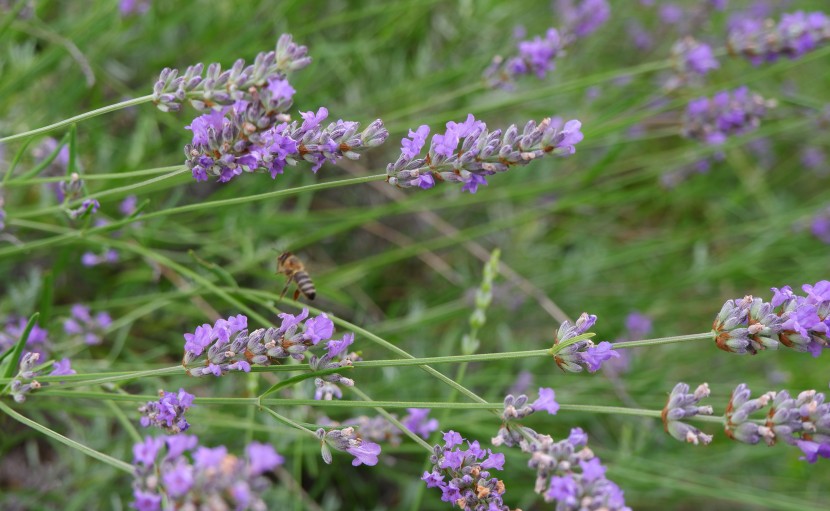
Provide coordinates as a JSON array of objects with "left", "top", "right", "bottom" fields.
[
  {"left": 0, "top": 95, "right": 153, "bottom": 143},
  {"left": 259, "top": 406, "right": 317, "bottom": 437},
  {"left": 614, "top": 333, "right": 712, "bottom": 349},
  {"left": 0, "top": 399, "right": 133, "bottom": 473}
]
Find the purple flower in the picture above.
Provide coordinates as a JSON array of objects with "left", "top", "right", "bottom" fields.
[
  {"left": 300, "top": 107, "right": 328, "bottom": 133},
  {"left": 461, "top": 173, "right": 488, "bottom": 194},
  {"left": 581, "top": 341, "right": 620, "bottom": 372},
  {"left": 193, "top": 446, "right": 227, "bottom": 469},
  {"left": 532, "top": 387, "right": 560, "bottom": 415},
  {"left": 547, "top": 474, "right": 579, "bottom": 504},
  {"left": 401, "top": 125, "right": 430, "bottom": 159},
  {"left": 663, "top": 383, "right": 714, "bottom": 445},
  {"left": 797, "top": 439, "right": 830, "bottom": 463},
  {"left": 133, "top": 436, "right": 164, "bottom": 466},
  {"left": 326, "top": 332, "right": 355, "bottom": 358},
  {"left": 683, "top": 87, "right": 771, "bottom": 145},
  {"left": 481, "top": 452, "right": 505, "bottom": 470},
  {"left": 443, "top": 430, "right": 463, "bottom": 449},
  {"left": 50, "top": 358, "right": 76, "bottom": 376},
  {"left": 162, "top": 460, "right": 194, "bottom": 497},
  {"left": 660, "top": 3, "right": 684, "bottom": 24},
  {"left": 402, "top": 408, "right": 439, "bottom": 439},
  {"left": 63, "top": 304, "right": 110, "bottom": 345},
  {"left": 183, "top": 323, "right": 212, "bottom": 356},
  {"left": 267, "top": 77, "right": 296, "bottom": 102},
  {"left": 303, "top": 313, "right": 334, "bottom": 344},
  {"left": 165, "top": 434, "right": 198, "bottom": 460},
  {"left": 246, "top": 442, "right": 284, "bottom": 475},
  {"left": 580, "top": 457, "right": 607, "bottom": 482},
  {"left": 347, "top": 440, "right": 381, "bottom": 466},
  {"left": 131, "top": 490, "right": 161, "bottom": 511},
  {"left": 421, "top": 470, "right": 445, "bottom": 488},
  {"left": 139, "top": 388, "right": 195, "bottom": 433},
  {"left": 625, "top": 312, "right": 652, "bottom": 340},
  {"left": 568, "top": 427, "right": 588, "bottom": 447},
  {"left": 557, "top": 0, "right": 611, "bottom": 38}
]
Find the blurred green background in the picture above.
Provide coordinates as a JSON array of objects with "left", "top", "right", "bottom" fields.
[{"left": 1, "top": 0, "right": 829, "bottom": 509}]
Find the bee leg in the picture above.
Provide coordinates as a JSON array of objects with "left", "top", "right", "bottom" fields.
[
  {"left": 279, "top": 280, "right": 291, "bottom": 300},
  {"left": 293, "top": 288, "right": 301, "bottom": 301}
]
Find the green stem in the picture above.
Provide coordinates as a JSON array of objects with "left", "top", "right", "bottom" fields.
[
  {"left": 613, "top": 333, "right": 712, "bottom": 349},
  {"left": 0, "top": 399, "right": 133, "bottom": 473},
  {"left": 259, "top": 406, "right": 317, "bottom": 437},
  {"left": 0, "top": 95, "right": 153, "bottom": 143}
]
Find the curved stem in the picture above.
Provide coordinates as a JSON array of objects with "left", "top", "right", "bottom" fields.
[
  {"left": 0, "top": 95, "right": 153, "bottom": 143},
  {"left": 0, "top": 399, "right": 133, "bottom": 473}
]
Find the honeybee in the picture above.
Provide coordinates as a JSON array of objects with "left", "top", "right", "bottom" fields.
[{"left": 277, "top": 252, "right": 316, "bottom": 301}]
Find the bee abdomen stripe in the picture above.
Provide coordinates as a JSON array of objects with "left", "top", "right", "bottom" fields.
[{"left": 295, "top": 273, "right": 315, "bottom": 291}]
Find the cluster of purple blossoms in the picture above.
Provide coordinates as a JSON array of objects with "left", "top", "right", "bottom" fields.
[
  {"left": 556, "top": 0, "right": 611, "bottom": 40},
  {"left": 9, "top": 352, "right": 75, "bottom": 403},
  {"left": 712, "top": 281, "right": 830, "bottom": 357},
  {"left": 422, "top": 431, "right": 508, "bottom": 511},
  {"left": 156, "top": 35, "right": 387, "bottom": 183},
  {"left": 551, "top": 312, "right": 620, "bottom": 373},
  {"left": 185, "top": 103, "right": 387, "bottom": 183},
  {"left": 131, "top": 435, "right": 284, "bottom": 511},
  {"left": 665, "top": 37, "right": 719, "bottom": 90},
  {"left": 182, "top": 310, "right": 354, "bottom": 387},
  {"left": 63, "top": 304, "right": 111, "bottom": 346},
  {"left": 725, "top": 382, "right": 830, "bottom": 463},
  {"left": 138, "top": 389, "right": 195, "bottom": 434},
  {"left": 728, "top": 11, "right": 830, "bottom": 65},
  {"left": 317, "top": 426, "right": 382, "bottom": 467},
  {"left": 1, "top": 317, "right": 50, "bottom": 359},
  {"left": 387, "top": 114, "right": 583, "bottom": 193},
  {"left": 518, "top": 426, "right": 629, "bottom": 510},
  {"left": 484, "top": 1, "right": 608, "bottom": 89},
  {"left": 682, "top": 87, "right": 774, "bottom": 145},
  {"left": 662, "top": 383, "right": 714, "bottom": 445},
  {"left": 483, "top": 28, "right": 563, "bottom": 89},
  {"left": 152, "top": 34, "right": 310, "bottom": 113}
]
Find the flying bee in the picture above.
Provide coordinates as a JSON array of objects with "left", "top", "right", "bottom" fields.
[{"left": 277, "top": 252, "right": 316, "bottom": 301}]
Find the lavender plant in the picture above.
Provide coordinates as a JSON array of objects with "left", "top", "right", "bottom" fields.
[{"left": 1, "top": 3, "right": 829, "bottom": 510}]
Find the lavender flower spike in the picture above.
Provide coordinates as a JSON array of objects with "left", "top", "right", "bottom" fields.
[
  {"left": 387, "top": 114, "right": 583, "bottom": 193},
  {"left": 131, "top": 435, "right": 283, "bottom": 509},
  {"left": 152, "top": 34, "right": 311, "bottom": 113},
  {"left": 484, "top": 28, "right": 564, "bottom": 89},
  {"left": 682, "top": 87, "right": 774, "bottom": 145},
  {"left": 422, "top": 431, "right": 508, "bottom": 510},
  {"left": 728, "top": 11, "right": 830, "bottom": 66}
]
